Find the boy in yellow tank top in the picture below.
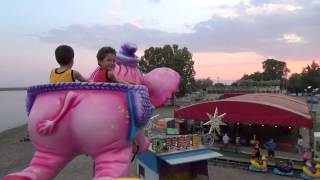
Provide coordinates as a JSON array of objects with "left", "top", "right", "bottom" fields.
[{"left": 50, "top": 45, "right": 89, "bottom": 83}]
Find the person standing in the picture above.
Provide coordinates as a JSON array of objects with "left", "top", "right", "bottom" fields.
[
  {"left": 252, "top": 141, "right": 261, "bottom": 159},
  {"left": 222, "top": 133, "right": 230, "bottom": 150},
  {"left": 223, "top": 133, "right": 230, "bottom": 145},
  {"left": 297, "top": 135, "right": 304, "bottom": 154},
  {"left": 264, "top": 138, "right": 276, "bottom": 159}
]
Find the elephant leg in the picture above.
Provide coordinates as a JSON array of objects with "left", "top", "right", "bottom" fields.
[
  {"left": 4, "top": 150, "right": 73, "bottom": 180},
  {"left": 92, "top": 145, "right": 132, "bottom": 180}
]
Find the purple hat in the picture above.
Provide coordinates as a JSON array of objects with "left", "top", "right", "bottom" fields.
[{"left": 116, "top": 43, "right": 140, "bottom": 67}]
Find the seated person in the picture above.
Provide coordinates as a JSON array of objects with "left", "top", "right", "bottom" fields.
[
  {"left": 306, "top": 160, "right": 317, "bottom": 174},
  {"left": 304, "top": 148, "right": 312, "bottom": 163},
  {"left": 90, "top": 46, "right": 135, "bottom": 84},
  {"left": 50, "top": 45, "right": 89, "bottom": 83},
  {"left": 277, "top": 160, "right": 293, "bottom": 172},
  {"left": 91, "top": 46, "right": 120, "bottom": 83}
]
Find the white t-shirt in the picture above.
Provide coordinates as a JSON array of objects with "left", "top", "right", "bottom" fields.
[
  {"left": 223, "top": 134, "right": 230, "bottom": 144},
  {"left": 236, "top": 136, "right": 240, "bottom": 144}
]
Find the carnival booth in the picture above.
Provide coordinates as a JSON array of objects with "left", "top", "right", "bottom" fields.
[
  {"left": 137, "top": 118, "right": 222, "bottom": 180},
  {"left": 174, "top": 93, "right": 313, "bottom": 151}
]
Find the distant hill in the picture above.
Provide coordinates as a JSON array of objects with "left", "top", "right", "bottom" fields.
[{"left": 0, "top": 87, "right": 27, "bottom": 91}]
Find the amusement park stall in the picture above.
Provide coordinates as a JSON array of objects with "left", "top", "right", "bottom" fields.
[
  {"left": 174, "top": 93, "right": 313, "bottom": 149},
  {"left": 137, "top": 148, "right": 221, "bottom": 180},
  {"left": 137, "top": 118, "right": 222, "bottom": 180}
]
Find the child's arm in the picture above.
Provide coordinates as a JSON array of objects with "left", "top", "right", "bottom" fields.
[
  {"left": 107, "top": 71, "right": 121, "bottom": 83},
  {"left": 107, "top": 71, "right": 136, "bottom": 84},
  {"left": 73, "top": 70, "right": 89, "bottom": 82}
]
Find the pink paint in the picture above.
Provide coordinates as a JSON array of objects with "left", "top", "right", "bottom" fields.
[{"left": 4, "top": 64, "right": 180, "bottom": 180}]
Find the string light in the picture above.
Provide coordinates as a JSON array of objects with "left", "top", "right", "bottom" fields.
[
  {"left": 275, "top": 125, "right": 277, "bottom": 128},
  {"left": 262, "top": 124, "right": 264, "bottom": 127},
  {"left": 289, "top": 126, "right": 292, "bottom": 129}
]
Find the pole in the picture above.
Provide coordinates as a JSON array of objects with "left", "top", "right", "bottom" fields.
[{"left": 172, "top": 93, "right": 176, "bottom": 112}]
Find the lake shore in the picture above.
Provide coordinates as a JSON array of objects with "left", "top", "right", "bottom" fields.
[{"left": 0, "top": 124, "right": 97, "bottom": 179}]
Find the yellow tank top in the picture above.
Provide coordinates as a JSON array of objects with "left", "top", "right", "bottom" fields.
[{"left": 49, "top": 68, "right": 74, "bottom": 83}]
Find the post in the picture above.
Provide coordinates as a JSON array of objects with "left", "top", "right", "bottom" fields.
[
  {"left": 307, "top": 87, "right": 320, "bottom": 161},
  {"left": 172, "top": 93, "right": 176, "bottom": 112},
  {"left": 313, "top": 97, "right": 320, "bottom": 161}
]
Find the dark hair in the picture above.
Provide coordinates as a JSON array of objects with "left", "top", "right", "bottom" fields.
[
  {"left": 55, "top": 45, "right": 74, "bottom": 65},
  {"left": 96, "top": 47, "right": 116, "bottom": 61}
]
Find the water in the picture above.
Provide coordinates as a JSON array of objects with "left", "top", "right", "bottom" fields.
[{"left": 0, "top": 90, "right": 28, "bottom": 133}]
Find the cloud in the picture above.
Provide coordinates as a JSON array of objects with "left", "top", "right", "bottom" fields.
[
  {"left": 38, "top": 1, "right": 320, "bottom": 61},
  {"left": 111, "top": 0, "right": 121, "bottom": 5},
  {"left": 39, "top": 24, "right": 177, "bottom": 50},
  {"left": 212, "top": 8, "right": 239, "bottom": 19},
  {"left": 129, "top": 20, "right": 143, "bottom": 28},
  {"left": 211, "top": 1, "right": 303, "bottom": 20},
  {"left": 149, "top": 0, "right": 161, "bottom": 4},
  {"left": 277, "top": 33, "right": 307, "bottom": 44},
  {"left": 110, "top": 10, "right": 121, "bottom": 18},
  {"left": 244, "top": 3, "right": 303, "bottom": 16}
]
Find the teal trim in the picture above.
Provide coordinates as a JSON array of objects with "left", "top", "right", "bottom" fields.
[
  {"left": 127, "top": 91, "right": 140, "bottom": 140},
  {"left": 137, "top": 150, "right": 160, "bottom": 173}
]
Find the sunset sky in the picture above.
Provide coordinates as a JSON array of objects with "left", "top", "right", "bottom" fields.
[{"left": 1, "top": 0, "right": 319, "bottom": 87}]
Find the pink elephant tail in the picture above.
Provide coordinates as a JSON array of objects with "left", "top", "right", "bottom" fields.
[{"left": 37, "top": 91, "right": 77, "bottom": 135}]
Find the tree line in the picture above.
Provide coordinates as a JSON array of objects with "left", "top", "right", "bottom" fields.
[{"left": 139, "top": 44, "right": 320, "bottom": 96}]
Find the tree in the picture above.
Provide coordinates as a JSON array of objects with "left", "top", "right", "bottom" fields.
[
  {"left": 286, "top": 60, "right": 320, "bottom": 94},
  {"left": 301, "top": 60, "right": 320, "bottom": 89},
  {"left": 234, "top": 59, "right": 290, "bottom": 88},
  {"left": 214, "top": 83, "right": 225, "bottom": 87},
  {"left": 139, "top": 44, "right": 196, "bottom": 96},
  {"left": 194, "top": 78, "right": 213, "bottom": 91},
  {"left": 287, "top": 73, "right": 303, "bottom": 95},
  {"left": 262, "top": 59, "right": 290, "bottom": 81},
  {"left": 240, "top": 71, "right": 263, "bottom": 81}
]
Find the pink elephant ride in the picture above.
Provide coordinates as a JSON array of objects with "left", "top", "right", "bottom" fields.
[{"left": 4, "top": 43, "right": 180, "bottom": 180}]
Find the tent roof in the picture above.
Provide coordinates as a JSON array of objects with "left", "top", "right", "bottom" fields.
[{"left": 174, "top": 93, "right": 312, "bottom": 128}]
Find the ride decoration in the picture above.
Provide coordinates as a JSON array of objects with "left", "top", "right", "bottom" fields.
[
  {"left": 204, "top": 107, "right": 227, "bottom": 135},
  {"left": 146, "top": 107, "right": 226, "bottom": 154},
  {"left": 4, "top": 43, "right": 180, "bottom": 180},
  {"left": 26, "top": 82, "right": 154, "bottom": 130},
  {"left": 301, "top": 162, "right": 320, "bottom": 180},
  {"left": 273, "top": 160, "right": 294, "bottom": 176},
  {"left": 249, "top": 156, "right": 268, "bottom": 172},
  {"left": 147, "top": 118, "right": 202, "bottom": 153}
]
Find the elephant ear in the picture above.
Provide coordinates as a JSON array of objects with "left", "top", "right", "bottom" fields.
[{"left": 142, "top": 67, "right": 180, "bottom": 108}]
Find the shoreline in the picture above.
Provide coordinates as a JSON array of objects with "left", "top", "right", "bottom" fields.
[
  {"left": 0, "top": 87, "right": 27, "bottom": 91},
  {"left": 0, "top": 124, "right": 94, "bottom": 179},
  {"left": 0, "top": 124, "right": 26, "bottom": 136}
]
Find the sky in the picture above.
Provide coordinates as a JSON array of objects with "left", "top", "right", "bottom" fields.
[{"left": 0, "top": 0, "right": 319, "bottom": 87}]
